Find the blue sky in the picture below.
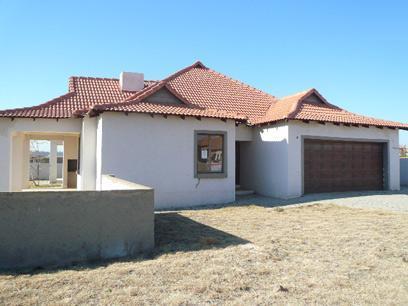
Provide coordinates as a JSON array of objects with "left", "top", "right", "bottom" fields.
[{"left": 0, "top": 0, "right": 407, "bottom": 144}]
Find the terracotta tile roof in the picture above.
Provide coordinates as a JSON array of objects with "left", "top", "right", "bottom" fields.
[
  {"left": 0, "top": 77, "right": 157, "bottom": 119},
  {"left": 91, "top": 101, "right": 247, "bottom": 121},
  {"left": 253, "top": 88, "right": 408, "bottom": 130},
  {"left": 165, "top": 63, "right": 277, "bottom": 120},
  {"left": 0, "top": 62, "right": 406, "bottom": 130},
  {"left": 95, "top": 61, "right": 274, "bottom": 121}
]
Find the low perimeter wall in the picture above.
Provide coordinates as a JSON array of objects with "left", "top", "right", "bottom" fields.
[
  {"left": 0, "top": 176, "right": 154, "bottom": 270},
  {"left": 401, "top": 159, "right": 408, "bottom": 186}
]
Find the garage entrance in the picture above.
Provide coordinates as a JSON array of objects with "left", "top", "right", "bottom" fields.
[{"left": 303, "top": 139, "right": 385, "bottom": 193}]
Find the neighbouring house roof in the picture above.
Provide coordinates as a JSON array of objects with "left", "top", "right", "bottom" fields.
[{"left": 0, "top": 61, "right": 407, "bottom": 130}]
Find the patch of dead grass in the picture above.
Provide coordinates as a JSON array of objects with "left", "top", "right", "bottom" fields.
[{"left": 1, "top": 204, "right": 408, "bottom": 305}]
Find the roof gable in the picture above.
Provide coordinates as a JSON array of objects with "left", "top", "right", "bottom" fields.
[
  {"left": 253, "top": 88, "right": 408, "bottom": 130},
  {"left": 304, "top": 92, "right": 325, "bottom": 104},
  {"left": 144, "top": 87, "right": 184, "bottom": 105}
]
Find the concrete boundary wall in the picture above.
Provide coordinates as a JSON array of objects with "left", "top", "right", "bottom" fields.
[
  {"left": 0, "top": 176, "right": 154, "bottom": 270},
  {"left": 401, "top": 159, "right": 408, "bottom": 186}
]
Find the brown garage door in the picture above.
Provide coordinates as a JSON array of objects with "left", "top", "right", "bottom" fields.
[{"left": 304, "top": 139, "right": 384, "bottom": 193}]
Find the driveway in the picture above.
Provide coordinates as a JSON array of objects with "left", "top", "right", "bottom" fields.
[{"left": 235, "top": 186, "right": 408, "bottom": 213}]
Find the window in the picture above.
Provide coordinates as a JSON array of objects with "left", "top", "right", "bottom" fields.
[{"left": 195, "top": 131, "right": 227, "bottom": 178}]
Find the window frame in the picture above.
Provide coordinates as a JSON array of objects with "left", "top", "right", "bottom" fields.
[{"left": 194, "top": 130, "right": 227, "bottom": 179}]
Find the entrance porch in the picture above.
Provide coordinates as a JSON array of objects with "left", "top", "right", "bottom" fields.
[{"left": 10, "top": 131, "right": 80, "bottom": 191}]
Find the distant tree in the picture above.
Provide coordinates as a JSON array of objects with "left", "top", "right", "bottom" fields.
[{"left": 400, "top": 145, "right": 408, "bottom": 158}]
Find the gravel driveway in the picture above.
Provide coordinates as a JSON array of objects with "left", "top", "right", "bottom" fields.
[{"left": 235, "top": 186, "right": 408, "bottom": 213}]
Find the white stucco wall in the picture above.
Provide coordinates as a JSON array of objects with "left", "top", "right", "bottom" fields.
[
  {"left": 240, "top": 121, "right": 400, "bottom": 199},
  {"left": 240, "top": 123, "right": 289, "bottom": 197},
  {"left": 78, "top": 116, "right": 97, "bottom": 190},
  {"left": 236, "top": 124, "right": 253, "bottom": 141},
  {"left": 0, "top": 125, "right": 11, "bottom": 191},
  {"left": 61, "top": 136, "right": 79, "bottom": 188},
  {"left": 10, "top": 133, "right": 29, "bottom": 191},
  {"left": 0, "top": 118, "right": 81, "bottom": 191},
  {"left": 97, "top": 112, "right": 236, "bottom": 209},
  {"left": 96, "top": 116, "right": 103, "bottom": 189},
  {"left": 15, "top": 134, "right": 29, "bottom": 190}
]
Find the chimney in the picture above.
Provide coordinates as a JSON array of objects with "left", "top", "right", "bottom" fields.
[{"left": 119, "top": 72, "right": 144, "bottom": 91}]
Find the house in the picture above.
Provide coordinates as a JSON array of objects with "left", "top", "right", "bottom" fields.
[{"left": 0, "top": 61, "right": 407, "bottom": 209}]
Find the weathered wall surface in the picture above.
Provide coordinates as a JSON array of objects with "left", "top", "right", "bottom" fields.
[
  {"left": 98, "top": 113, "right": 236, "bottom": 209},
  {"left": 0, "top": 185, "right": 154, "bottom": 270},
  {"left": 401, "top": 159, "right": 408, "bottom": 186}
]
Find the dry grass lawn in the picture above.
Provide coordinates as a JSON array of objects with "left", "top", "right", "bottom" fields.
[{"left": 1, "top": 203, "right": 408, "bottom": 305}]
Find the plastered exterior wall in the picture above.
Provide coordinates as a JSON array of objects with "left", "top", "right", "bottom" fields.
[
  {"left": 240, "top": 121, "right": 400, "bottom": 199},
  {"left": 0, "top": 121, "right": 12, "bottom": 190},
  {"left": 0, "top": 118, "right": 81, "bottom": 191},
  {"left": 0, "top": 185, "right": 154, "bottom": 270},
  {"left": 61, "top": 136, "right": 79, "bottom": 188},
  {"left": 10, "top": 133, "right": 30, "bottom": 191},
  {"left": 288, "top": 121, "right": 400, "bottom": 197},
  {"left": 236, "top": 124, "right": 253, "bottom": 141},
  {"left": 96, "top": 116, "right": 103, "bottom": 188},
  {"left": 401, "top": 159, "right": 408, "bottom": 186},
  {"left": 78, "top": 116, "right": 97, "bottom": 190},
  {"left": 98, "top": 113, "right": 236, "bottom": 209},
  {"left": 240, "top": 123, "right": 289, "bottom": 197}
]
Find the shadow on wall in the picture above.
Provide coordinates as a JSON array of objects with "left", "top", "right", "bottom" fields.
[{"left": 154, "top": 213, "right": 249, "bottom": 254}]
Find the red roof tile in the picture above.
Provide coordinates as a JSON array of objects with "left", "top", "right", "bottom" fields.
[
  {"left": 119, "top": 61, "right": 276, "bottom": 121},
  {"left": 254, "top": 88, "right": 408, "bottom": 130},
  {"left": 0, "top": 77, "right": 156, "bottom": 119},
  {"left": 94, "top": 61, "right": 273, "bottom": 121},
  {"left": 0, "top": 62, "right": 407, "bottom": 130},
  {"left": 92, "top": 102, "right": 246, "bottom": 121}
]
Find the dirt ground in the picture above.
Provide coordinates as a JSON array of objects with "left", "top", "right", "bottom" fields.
[{"left": 1, "top": 204, "right": 407, "bottom": 305}]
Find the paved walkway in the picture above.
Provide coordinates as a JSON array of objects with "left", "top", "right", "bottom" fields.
[{"left": 235, "top": 186, "right": 408, "bottom": 213}]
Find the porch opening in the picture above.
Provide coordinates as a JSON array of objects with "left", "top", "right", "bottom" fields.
[
  {"left": 10, "top": 132, "right": 79, "bottom": 191},
  {"left": 29, "top": 140, "right": 64, "bottom": 189}
]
